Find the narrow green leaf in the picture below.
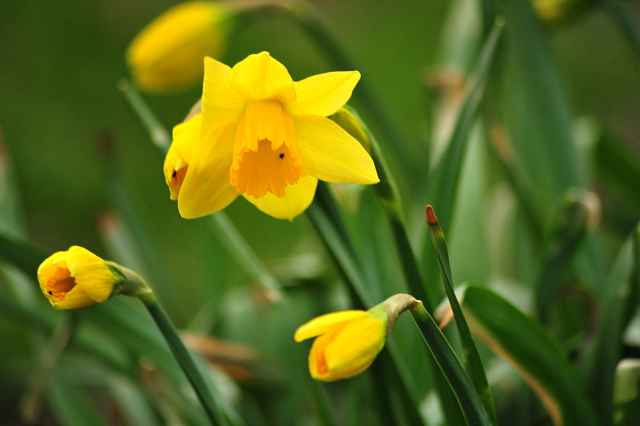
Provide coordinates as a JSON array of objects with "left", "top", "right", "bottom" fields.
[
  {"left": 427, "top": 17, "right": 505, "bottom": 234},
  {"left": 536, "top": 189, "right": 595, "bottom": 321},
  {"left": 409, "top": 302, "right": 493, "bottom": 426},
  {"left": 581, "top": 224, "right": 640, "bottom": 426},
  {"left": 461, "top": 286, "right": 597, "bottom": 426},
  {"left": 426, "top": 205, "right": 496, "bottom": 424},
  {"left": 0, "top": 233, "right": 48, "bottom": 277},
  {"left": 46, "top": 370, "right": 110, "bottom": 426}
]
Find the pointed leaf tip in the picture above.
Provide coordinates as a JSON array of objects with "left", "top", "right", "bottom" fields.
[{"left": 426, "top": 205, "right": 438, "bottom": 224}]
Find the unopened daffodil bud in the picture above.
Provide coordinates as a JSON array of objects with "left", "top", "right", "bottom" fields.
[
  {"left": 127, "top": 1, "right": 232, "bottom": 92},
  {"left": 294, "top": 294, "right": 419, "bottom": 381},
  {"left": 38, "top": 246, "right": 152, "bottom": 310}
]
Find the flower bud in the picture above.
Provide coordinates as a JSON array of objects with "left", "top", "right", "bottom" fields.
[
  {"left": 294, "top": 294, "right": 419, "bottom": 381},
  {"left": 38, "top": 246, "right": 124, "bottom": 310},
  {"left": 127, "top": 2, "right": 231, "bottom": 92}
]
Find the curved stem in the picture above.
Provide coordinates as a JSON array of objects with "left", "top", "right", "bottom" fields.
[{"left": 140, "top": 293, "right": 225, "bottom": 426}]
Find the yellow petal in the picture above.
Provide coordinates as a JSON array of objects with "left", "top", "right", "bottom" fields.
[
  {"left": 67, "top": 246, "right": 114, "bottom": 303},
  {"left": 202, "top": 57, "right": 247, "bottom": 129},
  {"left": 164, "top": 143, "right": 189, "bottom": 200},
  {"left": 294, "top": 310, "right": 367, "bottom": 342},
  {"left": 287, "top": 71, "right": 360, "bottom": 117},
  {"left": 295, "top": 116, "right": 379, "bottom": 184},
  {"left": 178, "top": 122, "right": 238, "bottom": 218},
  {"left": 127, "top": 2, "right": 227, "bottom": 92},
  {"left": 323, "top": 316, "right": 385, "bottom": 378},
  {"left": 243, "top": 175, "right": 318, "bottom": 220},
  {"left": 53, "top": 285, "right": 97, "bottom": 310},
  {"left": 171, "top": 113, "right": 202, "bottom": 164},
  {"left": 229, "top": 52, "right": 296, "bottom": 103}
]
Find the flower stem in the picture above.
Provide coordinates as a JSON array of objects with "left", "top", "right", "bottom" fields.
[{"left": 139, "top": 292, "right": 225, "bottom": 426}]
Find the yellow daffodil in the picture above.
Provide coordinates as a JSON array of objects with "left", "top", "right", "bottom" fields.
[
  {"left": 294, "top": 309, "right": 386, "bottom": 381},
  {"left": 165, "top": 51, "right": 379, "bottom": 220},
  {"left": 127, "top": 1, "right": 230, "bottom": 92},
  {"left": 38, "top": 246, "right": 120, "bottom": 310},
  {"left": 294, "top": 294, "right": 419, "bottom": 381}
]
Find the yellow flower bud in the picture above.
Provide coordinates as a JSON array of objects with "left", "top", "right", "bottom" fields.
[
  {"left": 127, "top": 2, "right": 231, "bottom": 92},
  {"left": 294, "top": 294, "right": 419, "bottom": 381},
  {"left": 38, "top": 246, "right": 119, "bottom": 310},
  {"left": 294, "top": 310, "right": 386, "bottom": 381}
]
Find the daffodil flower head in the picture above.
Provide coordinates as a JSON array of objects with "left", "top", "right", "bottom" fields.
[
  {"left": 38, "top": 246, "right": 124, "bottom": 310},
  {"left": 294, "top": 294, "right": 419, "bottom": 381},
  {"left": 165, "top": 52, "right": 379, "bottom": 220},
  {"left": 127, "top": 1, "right": 231, "bottom": 92}
]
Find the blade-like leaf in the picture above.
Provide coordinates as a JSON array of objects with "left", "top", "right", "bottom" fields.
[
  {"left": 461, "top": 286, "right": 597, "bottom": 426},
  {"left": 581, "top": 225, "right": 640, "bottom": 426},
  {"left": 426, "top": 206, "right": 496, "bottom": 424}
]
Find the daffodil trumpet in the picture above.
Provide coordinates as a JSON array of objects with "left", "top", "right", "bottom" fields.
[
  {"left": 295, "top": 294, "right": 419, "bottom": 381},
  {"left": 165, "top": 51, "right": 379, "bottom": 220}
]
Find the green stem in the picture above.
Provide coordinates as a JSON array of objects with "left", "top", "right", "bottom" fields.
[
  {"left": 118, "top": 79, "right": 171, "bottom": 151},
  {"left": 408, "top": 302, "right": 493, "bottom": 426},
  {"left": 139, "top": 293, "right": 225, "bottom": 426}
]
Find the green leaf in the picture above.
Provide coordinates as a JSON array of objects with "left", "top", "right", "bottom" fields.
[
  {"left": 46, "top": 370, "right": 110, "bottom": 426},
  {"left": 426, "top": 16, "right": 504, "bottom": 233},
  {"left": 536, "top": 189, "right": 595, "bottom": 321},
  {"left": 461, "top": 286, "right": 597, "bottom": 426},
  {"left": 426, "top": 206, "right": 496, "bottom": 424},
  {"left": 581, "top": 225, "right": 640, "bottom": 426},
  {"left": 0, "top": 233, "right": 48, "bottom": 278},
  {"left": 409, "top": 302, "right": 494, "bottom": 426}
]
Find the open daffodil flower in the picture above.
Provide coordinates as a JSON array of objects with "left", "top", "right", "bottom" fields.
[{"left": 165, "top": 51, "right": 379, "bottom": 220}]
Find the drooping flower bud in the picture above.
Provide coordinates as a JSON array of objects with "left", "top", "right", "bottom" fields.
[
  {"left": 294, "top": 294, "right": 419, "bottom": 381},
  {"left": 38, "top": 246, "right": 124, "bottom": 309},
  {"left": 38, "top": 246, "right": 151, "bottom": 309}
]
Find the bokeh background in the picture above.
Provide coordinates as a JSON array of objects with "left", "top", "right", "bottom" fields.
[{"left": 2, "top": 0, "right": 640, "bottom": 424}]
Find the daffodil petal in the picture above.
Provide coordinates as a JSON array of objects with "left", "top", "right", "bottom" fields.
[
  {"left": 52, "top": 285, "right": 97, "bottom": 310},
  {"left": 178, "top": 122, "right": 238, "bottom": 218},
  {"left": 229, "top": 52, "right": 296, "bottom": 103},
  {"left": 171, "top": 113, "right": 201, "bottom": 164},
  {"left": 287, "top": 71, "right": 360, "bottom": 117},
  {"left": 202, "top": 57, "right": 247, "bottom": 128},
  {"left": 296, "top": 116, "right": 379, "bottom": 184},
  {"left": 324, "top": 316, "right": 385, "bottom": 376},
  {"left": 294, "top": 310, "right": 367, "bottom": 342},
  {"left": 67, "top": 246, "right": 114, "bottom": 303},
  {"left": 243, "top": 175, "right": 317, "bottom": 220}
]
